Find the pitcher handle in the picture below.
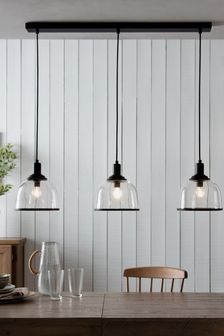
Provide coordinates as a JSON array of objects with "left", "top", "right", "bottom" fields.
[{"left": 28, "top": 250, "right": 40, "bottom": 275}]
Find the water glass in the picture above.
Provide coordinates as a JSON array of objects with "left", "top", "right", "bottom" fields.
[
  {"left": 48, "top": 267, "right": 64, "bottom": 300},
  {"left": 68, "top": 268, "right": 84, "bottom": 297}
]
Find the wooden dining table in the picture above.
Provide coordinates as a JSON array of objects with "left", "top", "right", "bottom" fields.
[{"left": 0, "top": 292, "right": 224, "bottom": 335}]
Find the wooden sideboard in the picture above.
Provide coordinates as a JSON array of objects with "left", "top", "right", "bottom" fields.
[{"left": 0, "top": 238, "right": 26, "bottom": 287}]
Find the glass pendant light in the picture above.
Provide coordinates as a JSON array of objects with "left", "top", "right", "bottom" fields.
[
  {"left": 95, "top": 29, "right": 139, "bottom": 211},
  {"left": 16, "top": 30, "right": 59, "bottom": 211},
  {"left": 178, "top": 29, "right": 222, "bottom": 211}
]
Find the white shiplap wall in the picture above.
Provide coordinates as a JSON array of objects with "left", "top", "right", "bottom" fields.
[{"left": 0, "top": 39, "right": 224, "bottom": 292}]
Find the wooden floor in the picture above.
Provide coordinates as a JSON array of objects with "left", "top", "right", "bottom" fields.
[{"left": 1, "top": 292, "right": 224, "bottom": 335}]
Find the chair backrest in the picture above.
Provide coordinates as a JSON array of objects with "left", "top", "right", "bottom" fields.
[{"left": 123, "top": 266, "right": 188, "bottom": 293}]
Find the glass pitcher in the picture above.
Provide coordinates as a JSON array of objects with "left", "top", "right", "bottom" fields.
[{"left": 28, "top": 242, "right": 61, "bottom": 295}]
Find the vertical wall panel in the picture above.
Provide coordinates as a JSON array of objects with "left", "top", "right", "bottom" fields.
[
  {"left": 93, "top": 40, "right": 108, "bottom": 291},
  {"left": 49, "top": 41, "right": 64, "bottom": 263},
  {"left": 35, "top": 40, "right": 50, "bottom": 260},
  {"left": 136, "top": 40, "right": 151, "bottom": 291},
  {"left": 0, "top": 40, "right": 7, "bottom": 236},
  {"left": 180, "top": 40, "right": 195, "bottom": 292},
  {"left": 64, "top": 40, "right": 79, "bottom": 288},
  {"left": 195, "top": 40, "right": 210, "bottom": 292},
  {"left": 107, "top": 40, "right": 122, "bottom": 292},
  {"left": 21, "top": 40, "right": 35, "bottom": 290},
  {"left": 122, "top": 40, "right": 137, "bottom": 291},
  {"left": 6, "top": 40, "right": 21, "bottom": 237},
  {"left": 210, "top": 40, "right": 224, "bottom": 292},
  {"left": 78, "top": 40, "right": 93, "bottom": 291},
  {"left": 166, "top": 40, "right": 181, "bottom": 272},
  {"left": 151, "top": 41, "right": 166, "bottom": 277}
]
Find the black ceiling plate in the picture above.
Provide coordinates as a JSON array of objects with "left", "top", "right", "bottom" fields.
[{"left": 25, "top": 22, "right": 212, "bottom": 33}]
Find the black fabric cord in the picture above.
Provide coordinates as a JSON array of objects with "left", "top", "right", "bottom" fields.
[{"left": 35, "top": 29, "right": 39, "bottom": 162}]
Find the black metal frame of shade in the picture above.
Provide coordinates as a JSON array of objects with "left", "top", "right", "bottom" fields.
[
  {"left": 16, "top": 208, "right": 60, "bottom": 211},
  {"left": 95, "top": 208, "right": 140, "bottom": 211},
  {"left": 177, "top": 208, "right": 223, "bottom": 211},
  {"left": 25, "top": 22, "right": 212, "bottom": 33}
]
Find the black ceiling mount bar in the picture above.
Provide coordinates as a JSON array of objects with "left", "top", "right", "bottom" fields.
[{"left": 25, "top": 22, "right": 212, "bottom": 33}]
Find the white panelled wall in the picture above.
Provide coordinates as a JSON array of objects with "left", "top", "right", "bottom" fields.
[{"left": 0, "top": 39, "right": 224, "bottom": 292}]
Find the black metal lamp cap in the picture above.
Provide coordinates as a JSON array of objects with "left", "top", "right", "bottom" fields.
[
  {"left": 107, "top": 161, "right": 127, "bottom": 181},
  {"left": 28, "top": 160, "right": 47, "bottom": 182},
  {"left": 189, "top": 160, "right": 210, "bottom": 182}
]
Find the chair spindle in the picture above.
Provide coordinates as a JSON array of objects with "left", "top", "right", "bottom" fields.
[
  {"left": 180, "top": 279, "right": 184, "bottom": 292},
  {"left": 127, "top": 277, "right": 130, "bottom": 293},
  {"left": 161, "top": 278, "right": 164, "bottom": 292},
  {"left": 150, "top": 278, "right": 153, "bottom": 292},
  {"left": 171, "top": 279, "right": 175, "bottom": 292},
  {"left": 139, "top": 278, "right": 141, "bottom": 292}
]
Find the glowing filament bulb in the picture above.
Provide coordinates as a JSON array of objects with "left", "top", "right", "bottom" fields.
[
  {"left": 32, "top": 186, "right": 42, "bottom": 199},
  {"left": 195, "top": 186, "right": 205, "bottom": 198},
  {"left": 112, "top": 186, "right": 123, "bottom": 200},
  {"left": 112, "top": 181, "right": 123, "bottom": 201}
]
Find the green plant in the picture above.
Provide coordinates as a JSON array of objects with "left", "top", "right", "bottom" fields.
[{"left": 0, "top": 144, "right": 17, "bottom": 196}]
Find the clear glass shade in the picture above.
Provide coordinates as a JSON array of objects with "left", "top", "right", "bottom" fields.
[
  {"left": 16, "top": 180, "right": 59, "bottom": 210},
  {"left": 179, "top": 180, "right": 223, "bottom": 210},
  {"left": 95, "top": 180, "right": 139, "bottom": 210}
]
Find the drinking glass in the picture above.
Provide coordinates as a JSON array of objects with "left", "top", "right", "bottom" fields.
[
  {"left": 68, "top": 268, "right": 84, "bottom": 297},
  {"left": 48, "top": 267, "right": 64, "bottom": 300}
]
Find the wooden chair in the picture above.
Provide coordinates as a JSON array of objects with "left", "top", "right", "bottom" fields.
[{"left": 123, "top": 266, "right": 188, "bottom": 293}]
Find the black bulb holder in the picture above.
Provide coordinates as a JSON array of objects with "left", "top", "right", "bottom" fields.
[
  {"left": 189, "top": 160, "right": 210, "bottom": 185},
  {"left": 107, "top": 161, "right": 127, "bottom": 182},
  {"left": 28, "top": 160, "right": 47, "bottom": 182}
]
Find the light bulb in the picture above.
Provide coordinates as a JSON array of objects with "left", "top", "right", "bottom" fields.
[
  {"left": 112, "top": 186, "right": 123, "bottom": 200},
  {"left": 195, "top": 186, "right": 205, "bottom": 198},
  {"left": 31, "top": 186, "right": 42, "bottom": 199}
]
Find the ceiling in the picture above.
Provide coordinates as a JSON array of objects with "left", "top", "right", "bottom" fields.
[{"left": 1, "top": 0, "right": 224, "bottom": 39}]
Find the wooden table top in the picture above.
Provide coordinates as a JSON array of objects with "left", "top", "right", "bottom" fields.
[
  {"left": 0, "top": 292, "right": 104, "bottom": 319},
  {"left": 103, "top": 292, "right": 224, "bottom": 319},
  {"left": 1, "top": 292, "right": 224, "bottom": 319}
]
